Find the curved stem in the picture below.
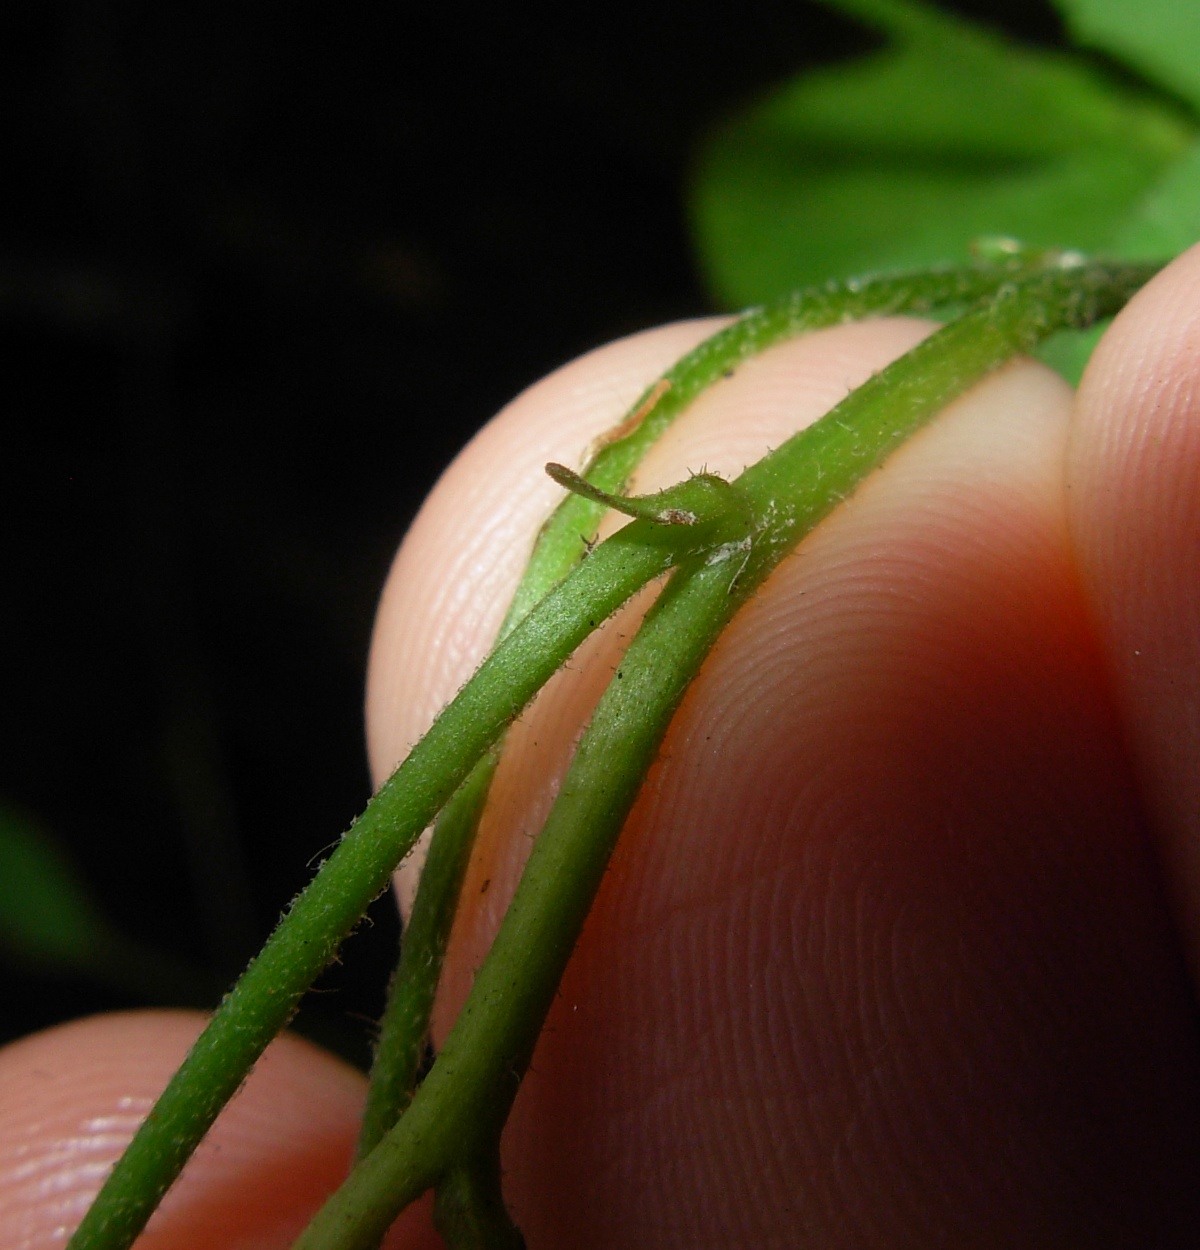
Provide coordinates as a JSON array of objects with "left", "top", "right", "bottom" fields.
[
  {"left": 357, "top": 257, "right": 1054, "bottom": 1158},
  {"left": 356, "top": 759, "right": 494, "bottom": 1156},
  {"left": 297, "top": 259, "right": 1159, "bottom": 1250}
]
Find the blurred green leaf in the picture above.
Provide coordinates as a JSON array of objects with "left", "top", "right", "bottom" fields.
[
  {"left": 1055, "top": 0, "right": 1200, "bottom": 112},
  {"left": 797, "top": 0, "right": 1188, "bottom": 158},
  {"left": 1035, "top": 139, "right": 1200, "bottom": 381},
  {"left": 1112, "top": 138, "right": 1200, "bottom": 257},
  {"left": 0, "top": 805, "right": 216, "bottom": 1003},
  {"left": 690, "top": 0, "right": 1193, "bottom": 306},
  {"left": 0, "top": 806, "right": 119, "bottom": 971}
]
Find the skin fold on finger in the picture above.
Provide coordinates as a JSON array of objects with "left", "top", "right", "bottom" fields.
[
  {"left": 0, "top": 1012, "right": 440, "bottom": 1250},
  {"left": 1067, "top": 240, "right": 1200, "bottom": 982},
  {"left": 367, "top": 321, "right": 1200, "bottom": 1247}
]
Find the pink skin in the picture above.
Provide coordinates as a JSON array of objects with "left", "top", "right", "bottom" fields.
[{"left": 5, "top": 243, "right": 1200, "bottom": 1248}]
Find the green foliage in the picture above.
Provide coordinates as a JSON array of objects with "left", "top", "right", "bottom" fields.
[
  {"left": 0, "top": 807, "right": 116, "bottom": 973},
  {"left": 0, "top": 806, "right": 214, "bottom": 1004},
  {"left": 1058, "top": 0, "right": 1200, "bottom": 111},
  {"left": 1114, "top": 139, "right": 1200, "bottom": 256},
  {"left": 690, "top": 0, "right": 1199, "bottom": 311}
]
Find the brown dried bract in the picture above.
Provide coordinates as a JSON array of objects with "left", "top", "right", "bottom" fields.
[{"left": 589, "top": 377, "right": 672, "bottom": 456}]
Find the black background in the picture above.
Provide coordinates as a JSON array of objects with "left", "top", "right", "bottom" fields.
[{"left": 2, "top": 0, "right": 1061, "bottom": 1063}]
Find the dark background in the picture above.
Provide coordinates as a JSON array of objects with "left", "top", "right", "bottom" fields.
[{"left": 2, "top": 0, "right": 1061, "bottom": 1063}]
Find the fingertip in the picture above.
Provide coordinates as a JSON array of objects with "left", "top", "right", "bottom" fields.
[
  {"left": 363, "top": 308, "right": 1200, "bottom": 1245},
  {"left": 0, "top": 1012, "right": 441, "bottom": 1250},
  {"left": 1068, "top": 241, "right": 1200, "bottom": 977},
  {"left": 492, "top": 345, "right": 1200, "bottom": 1245},
  {"left": 412, "top": 320, "right": 1200, "bottom": 1244}
]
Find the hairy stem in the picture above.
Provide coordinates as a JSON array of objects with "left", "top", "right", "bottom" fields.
[
  {"left": 297, "top": 258, "right": 1158, "bottom": 1250},
  {"left": 357, "top": 257, "right": 1055, "bottom": 1158}
]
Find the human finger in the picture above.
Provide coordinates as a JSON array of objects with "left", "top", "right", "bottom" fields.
[
  {"left": 0, "top": 1011, "right": 440, "bottom": 1249},
  {"left": 367, "top": 318, "right": 1200, "bottom": 1246},
  {"left": 1067, "top": 240, "right": 1200, "bottom": 981}
]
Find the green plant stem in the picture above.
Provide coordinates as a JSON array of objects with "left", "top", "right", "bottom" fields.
[
  {"left": 356, "top": 758, "right": 493, "bottom": 1155},
  {"left": 296, "top": 258, "right": 1158, "bottom": 1250},
  {"left": 433, "top": 1153, "right": 527, "bottom": 1250},
  {"left": 357, "top": 257, "right": 1053, "bottom": 1159}
]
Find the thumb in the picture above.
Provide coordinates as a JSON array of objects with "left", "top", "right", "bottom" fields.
[{"left": 367, "top": 317, "right": 1200, "bottom": 1246}]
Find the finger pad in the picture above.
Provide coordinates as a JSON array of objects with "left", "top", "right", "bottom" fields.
[
  {"left": 464, "top": 359, "right": 1200, "bottom": 1245},
  {"left": 0, "top": 1013, "right": 439, "bottom": 1249},
  {"left": 1068, "top": 243, "right": 1200, "bottom": 974}
]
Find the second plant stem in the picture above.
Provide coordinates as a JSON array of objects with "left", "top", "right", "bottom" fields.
[
  {"left": 297, "top": 259, "right": 1155, "bottom": 1249},
  {"left": 356, "top": 256, "right": 1059, "bottom": 1157}
]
